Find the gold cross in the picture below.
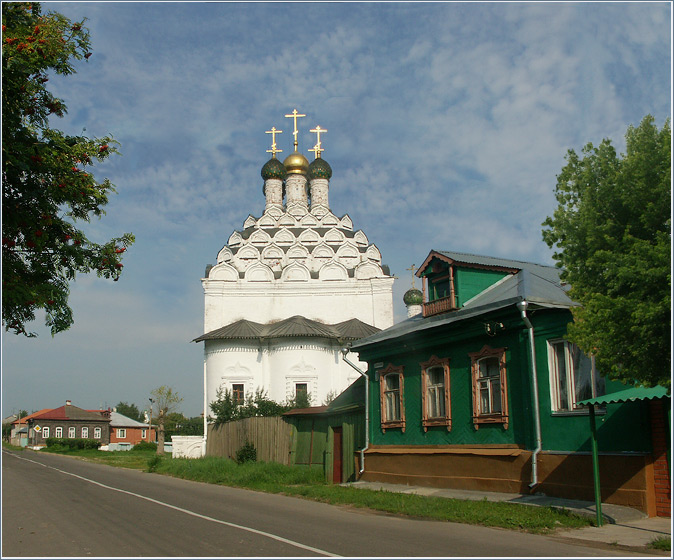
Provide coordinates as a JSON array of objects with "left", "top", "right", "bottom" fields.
[
  {"left": 308, "top": 125, "right": 327, "bottom": 159},
  {"left": 265, "top": 127, "right": 283, "bottom": 158},
  {"left": 406, "top": 264, "right": 417, "bottom": 287},
  {"left": 284, "top": 109, "right": 306, "bottom": 151}
]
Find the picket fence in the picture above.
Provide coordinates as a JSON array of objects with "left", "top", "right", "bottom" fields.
[{"left": 205, "top": 416, "right": 293, "bottom": 465}]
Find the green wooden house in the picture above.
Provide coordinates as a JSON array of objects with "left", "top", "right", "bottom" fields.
[
  {"left": 284, "top": 377, "right": 366, "bottom": 484},
  {"left": 349, "top": 250, "right": 669, "bottom": 516}
]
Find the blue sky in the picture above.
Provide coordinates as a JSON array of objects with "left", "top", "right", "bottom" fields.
[{"left": 2, "top": 1, "right": 670, "bottom": 418}]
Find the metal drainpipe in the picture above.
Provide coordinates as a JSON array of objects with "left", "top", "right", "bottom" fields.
[
  {"left": 517, "top": 300, "right": 542, "bottom": 489},
  {"left": 341, "top": 346, "right": 369, "bottom": 475}
]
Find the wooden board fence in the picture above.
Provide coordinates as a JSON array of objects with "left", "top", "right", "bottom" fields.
[{"left": 206, "top": 416, "right": 293, "bottom": 465}]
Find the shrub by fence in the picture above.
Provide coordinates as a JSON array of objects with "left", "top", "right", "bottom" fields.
[{"left": 206, "top": 416, "right": 292, "bottom": 464}]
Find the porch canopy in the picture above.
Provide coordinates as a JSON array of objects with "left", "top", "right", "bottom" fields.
[
  {"left": 578, "top": 385, "right": 670, "bottom": 525},
  {"left": 577, "top": 385, "right": 669, "bottom": 406}
]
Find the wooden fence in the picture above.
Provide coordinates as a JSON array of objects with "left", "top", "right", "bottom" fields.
[{"left": 205, "top": 416, "right": 293, "bottom": 465}]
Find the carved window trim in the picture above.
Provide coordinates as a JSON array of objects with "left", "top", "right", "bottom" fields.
[
  {"left": 469, "top": 345, "right": 509, "bottom": 430},
  {"left": 379, "top": 364, "right": 405, "bottom": 432},
  {"left": 420, "top": 355, "right": 451, "bottom": 431}
]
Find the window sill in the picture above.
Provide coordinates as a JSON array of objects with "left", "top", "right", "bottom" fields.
[
  {"left": 381, "top": 421, "right": 406, "bottom": 433},
  {"left": 551, "top": 408, "right": 606, "bottom": 417}
]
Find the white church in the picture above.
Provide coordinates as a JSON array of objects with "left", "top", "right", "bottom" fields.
[{"left": 194, "top": 110, "right": 395, "bottom": 424}]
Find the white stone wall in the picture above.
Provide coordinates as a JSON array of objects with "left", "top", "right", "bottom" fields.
[{"left": 204, "top": 338, "right": 366, "bottom": 413}]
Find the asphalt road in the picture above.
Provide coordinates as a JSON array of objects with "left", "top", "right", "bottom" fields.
[{"left": 1, "top": 449, "right": 648, "bottom": 557}]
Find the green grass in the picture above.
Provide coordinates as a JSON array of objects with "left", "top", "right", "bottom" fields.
[
  {"left": 10, "top": 445, "right": 592, "bottom": 534},
  {"left": 648, "top": 537, "right": 671, "bottom": 551}
]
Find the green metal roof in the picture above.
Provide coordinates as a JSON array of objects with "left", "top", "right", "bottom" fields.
[{"left": 578, "top": 385, "right": 670, "bottom": 406}]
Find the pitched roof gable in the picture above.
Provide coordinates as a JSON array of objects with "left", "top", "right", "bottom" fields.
[
  {"left": 194, "top": 316, "right": 379, "bottom": 343},
  {"left": 32, "top": 404, "right": 110, "bottom": 422},
  {"left": 352, "top": 250, "right": 576, "bottom": 351}
]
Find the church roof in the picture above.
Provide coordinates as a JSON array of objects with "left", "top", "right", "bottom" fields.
[{"left": 193, "top": 315, "right": 379, "bottom": 343}]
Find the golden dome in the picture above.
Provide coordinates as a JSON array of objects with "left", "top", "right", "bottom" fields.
[{"left": 283, "top": 151, "right": 309, "bottom": 175}]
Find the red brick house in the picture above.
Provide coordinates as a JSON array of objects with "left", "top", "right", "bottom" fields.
[{"left": 108, "top": 411, "right": 155, "bottom": 445}]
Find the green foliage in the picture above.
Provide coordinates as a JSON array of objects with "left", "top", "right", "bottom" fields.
[
  {"left": 131, "top": 440, "right": 157, "bottom": 452},
  {"left": 2, "top": 423, "right": 12, "bottom": 440},
  {"left": 542, "top": 115, "right": 671, "bottom": 388},
  {"left": 150, "top": 385, "right": 183, "bottom": 455},
  {"left": 44, "top": 437, "right": 99, "bottom": 450},
  {"left": 114, "top": 402, "right": 143, "bottom": 423},
  {"left": 164, "top": 414, "right": 203, "bottom": 440},
  {"left": 2, "top": 2, "right": 134, "bottom": 336},
  {"left": 210, "top": 387, "right": 291, "bottom": 426},
  {"left": 146, "top": 454, "right": 162, "bottom": 472},
  {"left": 235, "top": 441, "right": 257, "bottom": 464},
  {"left": 648, "top": 537, "right": 671, "bottom": 551}
]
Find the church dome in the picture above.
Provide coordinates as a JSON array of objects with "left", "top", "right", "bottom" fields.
[
  {"left": 283, "top": 151, "right": 309, "bottom": 175},
  {"left": 307, "top": 158, "right": 332, "bottom": 180},
  {"left": 403, "top": 288, "right": 423, "bottom": 306},
  {"left": 261, "top": 157, "right": 287, "bottom": 181}
]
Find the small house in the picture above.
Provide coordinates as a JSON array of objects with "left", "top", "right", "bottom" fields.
[{"left": 349, "top": 249, "right": 669, "bottom": 516}]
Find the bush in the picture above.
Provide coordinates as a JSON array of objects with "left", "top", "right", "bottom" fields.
[
  {"left": 147, "top": 454, "right": 163, "bottom": 472},
  {"left": 132, "top": 441, "right": 157, "bottom": 452},
  {"left": 235, "top": 441, "right": 257, "bottom": 464},
  {"left": 45, "top": 437, "right": 100, "bottom": 450}
]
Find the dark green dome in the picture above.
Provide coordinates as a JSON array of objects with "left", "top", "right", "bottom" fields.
[
  {"left": 261, "top": 157, "right": 287, "bottom": 181},
  {"left": 307, "top": 158, "right": 332, "bottom": 180},
  {"left": 403, "top": 288, "right": 423, "bottom": 306}
]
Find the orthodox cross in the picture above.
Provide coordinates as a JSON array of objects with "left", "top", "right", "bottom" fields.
[
  {"left": 309, "top": 125, "right": 327, "bottom": 159},
  {"left": 406, "top": 264, "right": 417, "bottom": 287},
  {"left": 265, "top": 127, "right": 283, "bottom": 158},
  {"left": 284, "top": 109, "right": 306, "bottom": 152}
]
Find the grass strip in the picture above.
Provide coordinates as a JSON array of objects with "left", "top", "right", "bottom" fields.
[
  {"left": 648, "top": 537, "right": 671, "bottom": 551},
  {"left": 6, "top": 444, "right": 592, "bottom": 534}
]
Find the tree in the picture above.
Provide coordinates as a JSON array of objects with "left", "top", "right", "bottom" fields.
[
  {"left": 2, "top": 2, "right": 134, "bottom": 337},
  {"left": 542, "top": 115, "right": 670, "bottom": 388},
  {"left": 114, "top": 401, "right": 143, "bottom": 423},
  {"left": 149, "top": 386, "right": 183, "bottom": 455},
  {"left": 210, "top": 388, "right": 289, "bottom": 426}
]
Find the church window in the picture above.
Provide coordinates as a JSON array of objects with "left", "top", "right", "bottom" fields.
[
  {"left": 420, "top": 356, "right": 451, "bottom": 431},
  {"left": 295, "top": 383, "right": 308, "bottom": 404},
  {"left": 469, "top": 345, "right": 508, "bottom": 429},
  {"left": 379, "top": 364, "right": 405, "bottom": 432},
  {"left": 232, "top": 384, "right": 245, "bottom": 406}
]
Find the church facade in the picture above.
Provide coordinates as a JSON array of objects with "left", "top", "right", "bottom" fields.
[{"left": 195, "top": 111, "right": 394, "bottom": 422}]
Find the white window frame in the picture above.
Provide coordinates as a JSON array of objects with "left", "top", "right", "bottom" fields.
[
  {"left": 55, "top": 426, "right": 63, "bottom": 438},
  {"left": 142, "top": 429, "right": 147, "bottom": 439},
  {"left": 94, "top": 427, "right": 101, "bottom": 439},
  {"left": 548, "top": 339, "right": 605, "bottom": 413},
  {"left": 116, "top": 428, "right": 126, "bottom": 439},
  {"left": 68, "top": 426, "right": 76, "bottom": 438},
  {"left": 81, "top": 427, "right": 89, "bottom": 439},
  {"left": 43, "top": 426, "right": 50, "bottom": 439}
]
